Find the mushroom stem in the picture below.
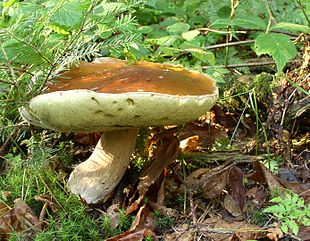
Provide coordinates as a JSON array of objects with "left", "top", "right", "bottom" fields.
[{"left": 67, "top": 128, "right": 139, "bottom": 203}]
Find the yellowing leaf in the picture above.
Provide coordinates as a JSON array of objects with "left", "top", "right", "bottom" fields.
[
  {"left": 182, "top": 30, "right": 200, "bottom": 41},
  {"left": 254, "top": 33, "right": 297, "bottom": 74}
]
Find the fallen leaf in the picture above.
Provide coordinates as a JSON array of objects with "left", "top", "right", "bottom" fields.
[
  {"left": 203, "top": 217, "right": 266, "bottom": 241},
  {"left": 266, "top": 225, "right": 283, "bottom": 241},
  {"left": 249, "top": 161, "right": 284, "bottom": 192},
  {"left": 224, "top": 194, "right": 243, "bottom": 219},
  {"left": 0, "top": 198, "right": 41, "bottom": 240},
  {"left": 297, "top": 225, "right": 310, "bottom": 241},
  {"left": 278, "top": 180, "right": 310, "bottom": 204},
  {"left": 186, "top": 162, "right": 234, "bottom": 199},
  {"left": 106, "top": 205, "right": 157, "bottom": 241},
  {"left": 228, "top": 166, "right": 247, "bottom": 212},
  {"left": 106, "top": 204, "right": 122, "bottom": 229},
  {"left": 179, "top": 135, "right": 200, "bottom": 152},
  {"left": 126, "top": 131, "right": 179, "bottom": 214},
  {"left": 246, "top": 186, "right": 268, "bottom": 204}
]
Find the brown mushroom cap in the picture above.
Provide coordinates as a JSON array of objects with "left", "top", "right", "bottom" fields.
[{"left": 20, "top": 58, "right": 218, "bottom": 132}]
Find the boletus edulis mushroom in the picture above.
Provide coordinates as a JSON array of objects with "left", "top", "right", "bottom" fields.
[{"left": 19, "top": 58, "right": 218, "bottom": 204}]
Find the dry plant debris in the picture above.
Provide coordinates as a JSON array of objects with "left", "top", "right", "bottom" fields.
[{"left": 0, "top": 199, "right": 41, "bottom": 240}]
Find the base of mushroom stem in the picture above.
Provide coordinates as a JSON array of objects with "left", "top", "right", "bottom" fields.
[{"left": 67, "top": 128, "right": 139, "bottom": 203}]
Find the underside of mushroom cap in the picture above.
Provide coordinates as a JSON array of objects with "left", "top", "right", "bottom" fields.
[{"left": 20, "top": 89, "right": 218, "bottom": 132}]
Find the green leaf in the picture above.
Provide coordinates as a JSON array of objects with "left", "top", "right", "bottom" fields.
[
  {"left": 52, "top": 0, "right": 90, "bottom": 29},
  {"left": 182, "top": 30, "right": 200, "bottom": 41},
  {"left": 287, "top": 220, "right": 299, "bottom": 235},
  {"left": 185, "top": 48, "right": 215, "bottom": 64},
  {"left": 270, "top": 22, "right": 310, "bottom": 34},
  {"left": 49, "top": 23, "right": 70, "bottom": 35},
  {"left": 167, "top": 22, "right": 190, "bottom": 34},
  {"left": 2, "top": 39, "right": 46, "bottom": 65},
  {"left": 212, "top": 16, "right": 267, "bottom": 30},
  {"left": 254, "top": 33, "right": 297, "bottom": 74}
]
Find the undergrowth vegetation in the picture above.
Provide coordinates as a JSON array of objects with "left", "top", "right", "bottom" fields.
[{"left": 0, "top": 0, "right": 309, "bottom": 240}]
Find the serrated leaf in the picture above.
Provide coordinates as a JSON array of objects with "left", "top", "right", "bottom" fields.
[
  {"left": 167, "top": 22, "right": 190, "bottom": 34},
  {"left": 52, "top": 0, "right": 90, "bottom": 29},
  {"left": 233, "top": 16, "right": 267, "bottom": 30},
  {"left": 185, "top": 48, "right": 215, "bottom": 64},
  {"left": 254, "top": 33, "right": 297, "bottom": 74},
  {"left": 182, "top": 30, "right": 200, "bottom": 41},
  {"left": 212, "top": 16, "right": 267, "bottom": 30},
  {"left": 270, "top": 22, "right": 310, "bottom": 34}
]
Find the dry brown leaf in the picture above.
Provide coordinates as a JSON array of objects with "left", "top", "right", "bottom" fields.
[
  {"left": 204, "top": 217, "right": 265, "bottom": 241},
  {"left": 228, "top": 166, "right": 247, "bottom": 212},
  {"left": 297, "top": 225, "right": 310, "bottom": 241},
  {"left": 224, "top": 194, "right": 243, "bottom": 219},
  {"left": 181, "top": 122, "right": 227, "bottom": 151},
  {"left": 179, "top": 135, "right": 200, "bottom": 152},
  {"left": 0, "top": 198, "right": 41, "bottom": 240},
  {"left": 186, "top": 167, "right": 229, "bottom": 199},
  {"left": 278, "top": 180, "right": 310, "bottom": 204},
  {"left": 126, "top": 131, "right": 179, "bottom": 214},
  {"left": 186, "top": 163, "right": 234, "bottom": 199},
  {"left": 246, "top": 186, "right": 267, "bottom": 204},
  {"left": 106, "top": 205, "right": 157, "bottom": 241},
  {"left": 106, "top": 204, "right": 122, "bottom": 229},
  {"left": 249, "top": 161, "right": 284, "bottom": 192},
  {"left": 266, "top": 225, "right": 283, "bottom": 241},
  {"left": 0, "top": 203, "right": 11, "bottom": 240}
]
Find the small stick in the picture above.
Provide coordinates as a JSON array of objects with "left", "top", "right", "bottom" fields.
[
  {"left": 206, "top": 40, "right": 255, "bottom": 50},
  {"left": 203, "top": 61, "right": 276, "bottom": 69}
]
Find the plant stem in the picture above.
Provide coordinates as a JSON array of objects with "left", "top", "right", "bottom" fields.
[
  {"left": 296, "top": 0, "right": 310, "bottom": 26},
  {"left": 265, "top": 0, "right": 276, "bottom": 33},
  {"left": 203, "top": 60, "right": 276, "bottom": 69}
]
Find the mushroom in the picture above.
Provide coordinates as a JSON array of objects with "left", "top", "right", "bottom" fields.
[{"left": 19, "top": 58, "right": 218, "bottom": 204}]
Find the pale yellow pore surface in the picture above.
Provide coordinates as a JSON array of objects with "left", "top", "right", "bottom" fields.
[
  {"left": 19, "top": 89, "right": 218, "bottom": 132},
  {"left": 67, "top": 129, "right": 138, "bottom": 204}
]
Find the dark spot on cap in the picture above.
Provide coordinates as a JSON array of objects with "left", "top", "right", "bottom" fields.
[
  {"left": 94, "top": 110, "right": 104, "bottom": 114},
  {"left": 126, "top": 98, "right": 134, "bottom": 105},
  {"left": 134, "top": 114, "right": 141, "bottom": 118},
  {"left": 91, "top": 97, "right": 99, "bottom": 104}
]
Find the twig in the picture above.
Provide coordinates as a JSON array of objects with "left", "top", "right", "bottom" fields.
[
  {"left": 206, "top": 40, "right": 255, "bottom": 50},
  {"left": 179, "top": 150, "right": 265, "bottom": 163},
  {"left": 225, "top": 0, "right": 241, "bottom": 66},
  {"left": 198, "top": 28, "right": 247, "bottom": 35},
  {"left": 265, "top": 0, "right": 276, "bottom": 33},
  {"left": 203, "top": 61, "right": 276, "bottom": 69},
  {"left": 296, "top": 0, "right": 310, "bottom": 26},
  {"left": 230, "top": 0, "right": 241, "bottom": 19},
  {"left": 189, "top": 192, "right": 198, "bottom": 226}
]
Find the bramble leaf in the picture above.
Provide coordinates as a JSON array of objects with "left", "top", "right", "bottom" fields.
[
  {"left": 167, "top": 22, "right": 190, "bottom": 34},
  {"left": 52, "top": 0, "right": 90, "bottom": 29},
  {"left": 212, "top": 15, "right": 267, "bottom": 30},
  {"left": 254, "top": 33, "right": 297, "bottom": 74},
  {"left": 182, "top": 30, "right": 200, "bottom": 41},
  {"left": 270, "top": 22, "right": 310, "bottom": 33}
]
